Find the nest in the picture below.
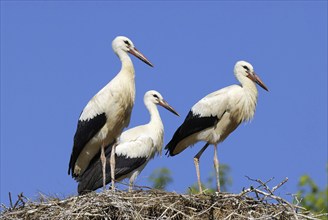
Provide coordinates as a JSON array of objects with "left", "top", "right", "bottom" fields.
[{"left": 1, "top": 178, "right": 326, "bottom": 219}]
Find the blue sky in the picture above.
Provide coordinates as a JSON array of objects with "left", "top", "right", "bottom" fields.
[{"left": 1, "top": 1, "right": 327, "bottom": 206}]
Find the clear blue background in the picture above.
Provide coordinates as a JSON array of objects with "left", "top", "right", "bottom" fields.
[{"left": 1, "top": 1, "right": 327, "bottom": 206}]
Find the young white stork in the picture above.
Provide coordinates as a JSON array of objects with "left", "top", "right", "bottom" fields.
[
  {"left": 68, "top": 36, "right": 153, "bottom": 191},
  {"left": 76, "top": 90, "right": 179, "bottom": 194},
  {"left": 165, "top": 61, "right": 268, "bottom": 193}
]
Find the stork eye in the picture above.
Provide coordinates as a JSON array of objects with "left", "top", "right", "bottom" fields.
[
  {"left": 124, "top": 40, "right": 131, "bottom": 46},
  {"left": 153, "top": 94, "right": 159, "bottom": 99},
  {"left": 242, "top": 65, "right": 249, "bottom": 71}
]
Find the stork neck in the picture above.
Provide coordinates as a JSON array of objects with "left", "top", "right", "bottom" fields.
[
  {"left": 238, "top": 76, "right": 259, "bottom": 122},
  {"left": 146, "top": 103, "right": 163, "bottom": 128},
  {"left": 236, "top": 74, "right": 258, "bottom": 98},
  {"left": 150, "top": 107, "right": 162, "bottom": 126},
  {"left": 146, "top": 102, "right": 164, "bottom": 157},
  {"left": 243, "top": 80, "right": 258, "bottom": 96},
  {"left": 117, "top": 50, "right": 135, "bottom": 77}
]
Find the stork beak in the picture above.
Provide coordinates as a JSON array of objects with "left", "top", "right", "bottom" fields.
[
  {"left": 247, "top": 72, "right": 269, "bottom": 92},
  {"left": 159, "top": 99, "right": 180, "bottom": 116},
  {"left": 129, "top": 47, "right": 154, "bottom": 67}
]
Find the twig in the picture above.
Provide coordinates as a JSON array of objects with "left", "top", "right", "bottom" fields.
[
  {"left": 159, "top": 201, "right": 179, "bottom": 218},
  {"left": 272, "top": 177, "right": 289, "bottom": 193},
  {"left": 245, "top": 176, "right": 274, "bottom": 194},
  {"left": 296, "top": 213, "right": 321, "bottom": 220},
  {"left": 8, "top": 192, "right": 13, "bottom": 210}
]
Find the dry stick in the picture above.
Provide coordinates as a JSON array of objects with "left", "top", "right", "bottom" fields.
[
  {"left": 168, "top": 205, "right": 190, "bottom": 219},
  {"left": 159, "top": 201, "right": 179, "bottom": 218},
  {"left": 224, "top": 211, "right": 236, "bottom": 220},
  {"left": 239, "top": 183, "right": 301, "bottom": 219},
  {"left": 197, "top": 201, "right": 218, "bottom": 217},
  {"left": 252, "top": 188, "right": 299, "bottom": 219},
  {"left": 245, "top": 176, "right": 290, "bottom": 203},
  {"left": 231, "top": 212, "right": 252, "bottom": 219},
  {"left": 289, "top": 193, "right": 307, "bottom": 213},
  {"left": 272, "top": 211, "right": 284, "bottom": 218},
  {"left": 259, "top": 178, "right": 274, "bottom": 194},
  {"left": 296, "top": 213, "right": 324, "bottom": 220},
  {"left": 12, "top": 196, "right": 20, "bottom": 210},
  {"left": 3, "top": 209, "right": 26, "bottom": 217},
  {"left": 248, "top": 185, "right": 261, "bottom": 200},
  {"left": 12, "top": 192, "right": 24, "bottom": 209},
  {"left": 272, "top": 177, "right": 289, "bottom": 193},
  {"left": 313, "top": 213, "right": 328, "bottom": 219},
  {"left": 245, "top": 176, "right": 274, "bottom": 194},
  {"left": 8, "top": 192, "right": 13, "bottom": 209}
]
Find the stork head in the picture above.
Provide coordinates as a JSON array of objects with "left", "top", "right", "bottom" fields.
[
  {"left": 235, "top": 61, "right": 268, "bottom": 91},
  {"left": 112, "top": 36, "right": 153, "bottom": 67},
  {"left": 145, "top": 90, "right": 180, "bottom": 116}
]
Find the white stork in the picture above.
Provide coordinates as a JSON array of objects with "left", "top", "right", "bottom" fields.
[
  {"left": 165, "top": 61, "right": 268, "bottom": 193},
  {"left": 76, "top": 90, "right": 179, "bottom": 194},
  {"left": 68, "top": 36, "right": 153, "bottom": 191}
]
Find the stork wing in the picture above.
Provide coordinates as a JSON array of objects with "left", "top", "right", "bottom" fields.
[
  {"left": 165, "top": 87, "right": 234, "bottom": 156},
  {"left": 165, "top": 110, "right": 218, "bottom": 156},
  {"left": 77, "top": 136, "right": 152, "bottom": 194},
  {"left": 68, "top": 112, "right": 107, "bottom": 176}
]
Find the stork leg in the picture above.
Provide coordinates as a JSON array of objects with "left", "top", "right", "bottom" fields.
[
  {"left": 213, "top": 144, "right": 220, "bottom": 192},
  {"left": 110, "top": 140, "right": 118, "bottom": 191},
  {"left": 100, "top": 142, "right": 106, "bottom": 191},
  {"left": 129, "top": 182, "right": 133, "bottom": 192},
  {"left": 129, "top": 178, "right": 135, "bottom": 192},
  {"left": 193, "top": 143, "right": 210, "bottom": 193}
]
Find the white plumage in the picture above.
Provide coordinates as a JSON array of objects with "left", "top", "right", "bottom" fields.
[
  {"left": 68, "top": 36, "right": 153, "bottom": 191},
  {"left": 77, "top": 90, "right": 179, "bottom": 194},
  {"left": 165, "top": 60, "right": 268, "bottom": 192}
]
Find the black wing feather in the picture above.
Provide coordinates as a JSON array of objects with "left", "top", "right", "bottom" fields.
[
  {"left": 77, "top": 145, "right": 147, "bottom": 194},
  {"left": 165, "top": 110, "right": 218, "bottom": 156},
  {"left": 68, "top": 113, "right": 107, "bottom": 176}
]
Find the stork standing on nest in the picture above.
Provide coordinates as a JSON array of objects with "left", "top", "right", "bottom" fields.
[
  {"left": 68, "top": 36, "right": 153, "bottom": 191},
  {"left": 77, "top": 90, "right": 179, "bottom": 194},
  {"left": 165, "top": 61, "right": 268, "bottom": 193}
]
